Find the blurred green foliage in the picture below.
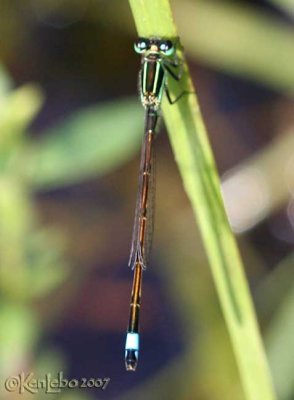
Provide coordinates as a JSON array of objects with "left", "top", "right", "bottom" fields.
[
  {"left": 268, "top": 0, "right": 294, "bottom": 15},
  {"left": 173, "top": 0, "right": 294, "bottom": 94},
  {"left": 28, "top": 99, "right": 142, "bottom": 189},
  {"left": 0, "top": 1, "right": 293, "bottom": 400}
]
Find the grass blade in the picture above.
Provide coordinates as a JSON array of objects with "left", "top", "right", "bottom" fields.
[{"left": 128, "top": 1, "right": 277, "bottom": 399}]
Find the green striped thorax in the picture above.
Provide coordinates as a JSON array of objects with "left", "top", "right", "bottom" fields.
[{"left": 134, "top": 37, "right": 175, "bottom": 111}]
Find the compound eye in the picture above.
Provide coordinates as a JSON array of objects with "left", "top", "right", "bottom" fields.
[
  {"left": 134, "top": 38, "right": 149, "bottom": 54},
  {"left": 159, "top": 40, "right": 174, "bottom": 55}
]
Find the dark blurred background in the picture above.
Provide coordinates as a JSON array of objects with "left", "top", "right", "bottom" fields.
[{"left": 0, "top": 0, "right": 293, "bottom": 399}]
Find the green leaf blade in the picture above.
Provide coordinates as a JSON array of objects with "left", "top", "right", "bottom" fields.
[{"left": 129, "top": 1, "right": 277, "bottom": 399}]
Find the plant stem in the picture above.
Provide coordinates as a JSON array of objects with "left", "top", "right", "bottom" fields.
[{"left": 128, "top": 1, "right": 277, "bottom": 399}]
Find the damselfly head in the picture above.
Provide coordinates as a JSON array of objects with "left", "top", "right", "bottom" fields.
[{"left": 134, "top": 38, "right": 175, "bottom": 56}]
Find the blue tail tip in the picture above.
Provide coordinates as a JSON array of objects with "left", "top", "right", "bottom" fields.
[{"left": 125, "top": 333, "right": 139, "bottom": 371}]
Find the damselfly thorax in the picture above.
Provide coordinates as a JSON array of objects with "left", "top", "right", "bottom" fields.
[{"left": 140, "top": 46, "right": 166, "bottom": 110}]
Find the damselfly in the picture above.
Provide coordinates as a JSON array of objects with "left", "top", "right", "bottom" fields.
[{"left": 125, "top": 37, "right": 188, "bottom": 371}]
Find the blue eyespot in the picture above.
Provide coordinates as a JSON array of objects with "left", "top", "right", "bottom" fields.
[
  {"left": 134, "top": 38, "right": 149, "bottom": 54},
  {"left": 159, "top": 40, "right": 174, "bottom": 56}
]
